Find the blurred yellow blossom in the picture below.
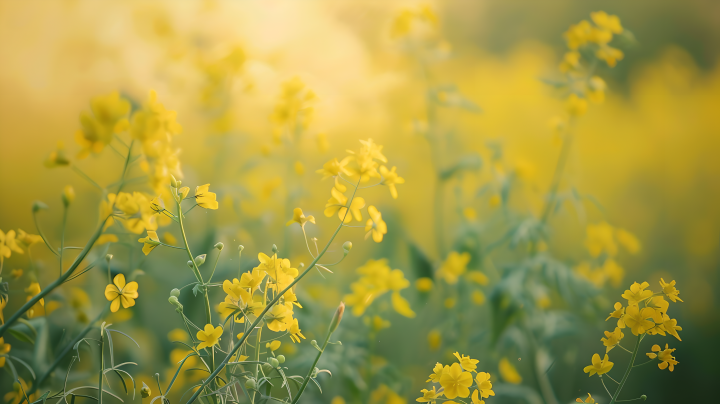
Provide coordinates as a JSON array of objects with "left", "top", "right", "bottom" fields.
[
  {"left": 498, "top": 358, "right": 522, "bottom": 384},
  {"left": 438, "top": 251, "right": 470, "bottom": 284}
]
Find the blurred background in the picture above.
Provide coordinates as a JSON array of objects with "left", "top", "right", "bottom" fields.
[{"left": 1, "top": 0, "right": 719, "bottom": 403}]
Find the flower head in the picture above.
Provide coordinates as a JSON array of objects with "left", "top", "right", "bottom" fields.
[
  {"left": 316, "top": 157, "right": 352, "bottom": 180},
  {"left": 379, "top": 166, "right": 405, "bottom": 199},
  {"left": 622, "top": 304, "right": 657, "bottom": 336},
  {"left": 196, "top": 324, "right": 223, "bottom": 350},
  {"left": 438, "top": 252, "right": 471, "bottom": 284},
  {"left": 195, "top": 184, "right": 219, "bottom": 210},
  {"left": 583, "top": 353, "right": 613, "bottom": 376},
  {"left": 659, "top": 278, "right": 683, "bottom": 303},
  {"left": 426, "top": 362, "right": 445, "bottom": 383},
  {"left": 286, "top": 208, "right": 315, "bottom": 229},
  {"left": 453, "top": 352, "right": 479, "bottom": 372},
  {"left": 475, "top": 372, "right": 494, "bottom": 399},
  {"left": 601, "top": 327, "right": 624, "bottom": 353},
  {"left": 621, "top": 282, "right": 653, "bottom": 306},
  {"left": 439, "top": 363, "right": 473, "bottom": 399},
  {"left": 138, "top": 230, "right": 160, "bottom": 256},
  {"left": 417, "top": 386, "right": 442, "bottom": 403},
  {"left": 575, "top": 393, "right": 596, "bottom": 403},
  {"left": 499, "top": 357, "right": 522, "bottom": 384},
  {"left": 648, "top": 344, "right": 678, "bottom": 371},
  {"left": 104, "top": 274, "right": 139, "bottom": 313},
  {"left": 364, "top": 205, "right": 387, "bottom": 243}
]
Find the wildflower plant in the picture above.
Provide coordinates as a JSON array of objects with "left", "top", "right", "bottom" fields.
[{"left": 578, "top": 280, "right": 683, "bottom": 403}]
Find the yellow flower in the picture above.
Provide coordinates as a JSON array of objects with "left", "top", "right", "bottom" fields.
[
  {"left": 426, "top": 362, "right": 445, "bottom": 383},
  {"left": 583, "top": 353, "right": 613, "bottom": 376},
  {"left": 615, "top": 228, "right": 641, "bottom": 254},
  {"left": 585, "top": 222, "right": 617, "bottom": 257},
  {"left": 607, "top": 302, "right": 625, "bottom": 322},
  {"left": 472, "top": 290, "right": 486, "bottom": 306},
  {"left": 264, "top": 304, "right": 291, "bottom": 332},
  {"left": 104, "top": 274, "right": 139, "bottom": 313},
  {"left": 475, "top": 372, "right": 494, "bottom": 399},
  {"left": 196, "top": 324, "right": 223, "bottom": 350},
  {"left": 365, "top": 205, "right": 387, "bottom": 243},
  {"left": 391, "top": 292, "right": 416, "bottom": 318},
  {"left": 15, "top": 229, "right": 42, "bottom": 249},
  {"left": 316, "top": 157, "right": 352, "bottom": 180},
  {"left": 438, "top": 251, "right": 471, "bottom": 284},
  {"left": 0, "top": 297, "right": 6, "bottom": 324},
  {"left": 649, "top": 344, "right": 678, "bottom": 371},
  {"left": 601, "top": 327, "right": 624, "bottom": 353},
  {"left": 466, "top": 271, "right": 489, "bottom": 286},
  {"left": 417, "top": 386, "right": 442, "bottom": 403},
  {"left": 10, "top": 269, "right": 23, "bottom": 279},
  {"left": 239, "top": 268, "right": 266, "bottom": 292},
  {"left": 659, "top": 278, "right": 683, "bottom": 303},
  {"left": 622, "top": 304, "right": 657, "bottom": 335},
  {"left": 602, "top": 259, "right": 624, "bottom": 288},
  {"left": 498, "top": 357, "right": 522, "bottom": 384},
  {"left": 97, "top": 234, "right": 118, "bottom": 245},
  {"left": 324, "top": 187, "right": 365, "bottom": 223},
  {"left": 575, "top": 393, "right": 596, "bottom": 403},
  {"left": 379, "top": 166, "right": 405, "bottom": 199},
  {"left": 4, "top": 378, "right": 36, "bottom": 404},
  {"left": 428, "top": 330, "right": 441, "bottom": 351},
  {"left": 0, "top": 229, "right": 23, "bottom": 258},
  {"left": 25, "top": 282, "right": 45, "bottom": 310},
  {"left": 75, "top": 92, "right": 131, "bottom": 159},
  {"left": 288, "top": 318, "right": 306, "bottom": 343},
  {"left": 44, "top": 141, "right": 71, "bottom": 168},
  {"left": 660, "top": 314, "right": 682, "bottom": 341},
  {"left": 439, "top": 363, "right": 473, "bottom": 399},
  {"left": 565, "top": 93, "right": 587, "bottom": 117},
  {"left": 591, "top": 11, "right": 623, "bottom": 34},
  {"left": 621, "top": 281, "right": 653, "bottom": 305},
  {"left": 286, "top": 208, "right": 315, "bottom": 228},
  {"left": 416, "top": 277, "right": 434, "bottom": 292},
  {"left": 559, "top": 51, "right": 581, "bottom": 73},
  {"left": 266, "top": 341, "right": 281, "bottom": 351},
  {"left": 0, "top": 337, "right": 11, "bottom": 367},
  {"left": 563, "top": 20, "right": 592, "bottom": 50},
  {"left": 596, "top": 46, "right": 624, "bottom": 68},
  {"left": 195, "top": 184, "right": 219, "bottom": 210},
  {"left": 453, "top": 352, "right": 479, "bottom": 372},
  {"left": 138, "top": 230, "right": 160, "bottom": 256}
]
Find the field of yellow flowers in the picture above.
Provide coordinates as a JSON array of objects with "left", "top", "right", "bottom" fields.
[{"left": 1, "top": 1, "right": 719, "bottom": 403}]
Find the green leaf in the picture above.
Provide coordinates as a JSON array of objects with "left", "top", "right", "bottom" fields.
[
  {"left": 407, "top": 243, "right": 434, "bottom": 280},
  {"left": 8, "top": 328, "right": 35, "bottom": 344}
]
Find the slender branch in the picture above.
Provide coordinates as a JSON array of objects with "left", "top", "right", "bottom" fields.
[
  {"left": 60, "top": 206, "right": 68, "bottom": 276},
  {"left": 609, "top": 335, "right": 642, "bottom": 404},
  {"left": 33, "top": 210, "right": 59, "bottom": 257},
  {"left": 71, "top": 166, "right": 103, "bottom": 191}
]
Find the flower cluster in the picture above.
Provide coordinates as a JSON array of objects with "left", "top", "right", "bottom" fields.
[
  {"left": 580, "top": 279, "right": 683, "bottom": 401},
  {"left": 270, "top": 77, "right": 316, "bottom": 144},
  {"left": 343, "top": 259, "right": 415, "bottom": 319},
  {"left": 318, "top": 138, "right": 404, "bottom": 242},
  {"left": 419, "top": 352, "right": 494, "bottom": 404},
  {"left": 575, "top": 222, "right": 641, "bottom": 288}
]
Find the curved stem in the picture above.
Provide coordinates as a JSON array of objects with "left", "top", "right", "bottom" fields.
[
  {"left": 186, "top": 179, "right": 361, "bottom": 404},
  {"left": 289, "top": 314, "right": 339, "bottom": 404},
  {"left": 60, "top": 206, "right": 68, "bottom": 276},
  {"left": 33, "top": 210, "right": 59, "bottom": 258},
  {"left": 609, "top": 335, "right": 642, "bottom": 404}
]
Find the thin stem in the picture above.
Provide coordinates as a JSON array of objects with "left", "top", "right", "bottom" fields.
[
  {"left": 609, "top": 334, "right": 642, "bottom": 404},
  {"left": 33, "top": 210, "right": 59, "bottom": 257},
  {"left": 616, "top": 344, "right": 634, "bottom": 354},
  {"left": 98, "top": 325, "right": 105, "bottom": 404},
  {"left": 600, "top": 377, "right": 613, "bottom": 397},
  {"left": 186, "top": 179, "right": 361, "bottom": 404},
  {"left": 28, "top": 304, "right": 110, "bottom": 395},
  {"left": 72, "top": 166, "right": 103, "bottom": 191},
  {"left": 60, "top": 206, "right": 68, "bottom": 276},
  {"left": 633, "top": 359, "right": 655, "bottom": 368},
  {"left": 208, "top": 249, "right": 222, "bottom": 283},
  {"left": 289, "top": 314, "right": 340, "bottom": 404}
]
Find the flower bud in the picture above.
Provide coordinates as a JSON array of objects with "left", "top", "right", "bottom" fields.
[
  {"left": 170, "top": 288, "right": 181, "bottom": 298},
  {"left": 310, "top": 367, "right": 319, "bottom": 378},
  {"left": 141, "top": 382, "right": 151, "bottom": 398},
  {"left": 194, "top": 254, "right": 206, "bottom": 266},
  {"left": 328, "top": 302, "right": 345, "bottom": 334},
  {"left": 168, "top": 296, "right": 179, "bottom": 306},
  {"left": 105, "top": 254, "right": 114, "bottom": 262},
  {"left": 244, "top": 378, "right": 256, "bottom": 390},
  {"left": 238, "top": 245, "right": 245, "bottom": 252},
  {"left": 262, "top": 363, "right": 273, "bottom": 373},
  {"left": 272, "top": 244, "right": 278, "bottom": 254},
  {"left": 62, "top": 185, "right": 75, "bottom": 207},
  {"left": 187, "top": 260, "right": 194, "bottom": 268},
  {"left": 641, "top": 396, "right": 647, "bottom": 401},
  {"left": 178, "top": 186, "right": 190, "bottom": 200},
  {"left": 342, "top": 241, "right": 352, "bottom": 254},
  {"left": 214, "top": 242, "right": 224, "bottom": 251},
  {"left": 170, "top": 175, "right": 179, "bottom": 188},
  {"left": 268, "top": 357, "right": 279, "bottom": 368},
  {"left": 277, "top": 355, "right": 285, "bottom": 364},
  {"left": 32, "top": 201, "right": 48, "bottom": 213}
]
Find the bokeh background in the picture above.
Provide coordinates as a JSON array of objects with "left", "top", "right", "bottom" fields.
[{"left": 1, "top": 0, "right": 719, "bottom": 403}]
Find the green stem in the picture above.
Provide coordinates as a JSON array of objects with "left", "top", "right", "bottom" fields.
[
  {"left": 60, "top": 206, "right": 68, "bottom": 276},
  {"left": 98, "top": 325, "right": 105, "bottom": 404},
  {"left": 27, "top": 304, "right": 110, "bottom": 395},
  {"left": 33, "top": 209, "right": 59, "bottom": 258},
  {"left": 290, "top": 317, "right": 338, "bottom": 404},
  {"left": 609, "top": 334, "right": 642, "bottom": 404},
  {"left": 186, "top": 179, "right": 361, "bottom": 404}
]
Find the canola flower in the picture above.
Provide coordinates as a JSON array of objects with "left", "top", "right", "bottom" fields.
[
  {"left": 418, "top": 352, "right": 494, "bottom": 404},
  {"left": 582, "top": 279, "right": 684, "bottom": 403}
]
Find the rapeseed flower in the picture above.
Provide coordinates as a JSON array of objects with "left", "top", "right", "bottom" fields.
[
  {"left": 475, "top": 372, "right": 494, "bottom": 399},
  {"left": 439, "top": 363, "right": 472, "bottom": 399},
  {"left": 583, "top": 353, "right": 613, "bottom": 376},
  {"left": 324, "top": 187, "right": 365, "bottom": 223},
  {"left": 417, "top": 386, "right": 441, "bottom": 403},
  {"left": 575, "top": 393, "right": 595, "bottom": 403},
  {"left": 601, "top": 327, "right": 624, "bottom": 353},
  {"left": 438, "top": 251, "right": 470, "bottom": 284},
  {"left": 196, "top": 324, "right": 223, "bottom": 350},
  {"left": 0, "top": 337, "right": 10, "bottom": 367},
  {"left": 138, "top": 230, "right": 160, "bottom": 256},
  {"left": 365, "top": 205, "right": 387, "bottom": 242},
  {"left": 648, "top": 344, "right": 678, "bottom": 371},
  {"left": 104, "top": 274, "right": 139, "bottom": 313},
  {"left": 379, "top": 165, "right": 405, "bottom": 199},
  {"left": 622, "top": 305, "right": 656, "bottom": 335},
  {"left": 316, "top": 157, "right": 352, "bottom": 180},
  {"left": 288, "top": 318, "right": 306, "bottom": 343},
  {"left": 453, "top": 352, "right": 479, "bottom": 372},
  {"left": 621, "top": 281, "right": 653, "bottom": 305},
  {"left": 286, "top": 208, "right": 315, "bottom": 228},
  {"left": 591, "top": 11, "right": 623, "bottom": 34},
  {"left": 426, "top": 362, "right": 445, "bottom": 382},
  {"left": 659, "top": 278, "right": 683, "bottom": 302},
  {"left": 195, "top": 184, "right": 219, "bottom": 209},
  {"left": 498, "top": 358, "right": 522, "bottom": 384}
]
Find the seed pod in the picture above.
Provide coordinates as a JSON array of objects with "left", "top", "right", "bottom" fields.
[
  {"left": 244, "top": 378, "right": 256, "bottom": 390},
  {"left": 277, "top": 355, "right": 286, "bottom": 364},
  {"left": 269, "top": 357, "right": 279, "bottom": 368},
  {"left": 170, "top": 288, "right": 180, "bottom": 298}
]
